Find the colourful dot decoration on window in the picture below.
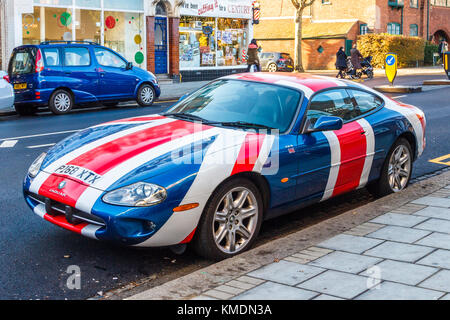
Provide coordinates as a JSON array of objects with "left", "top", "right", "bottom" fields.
[
  {"left": 134, "top": 35, "right": 142, "bottom": 45},
  {"left": 135, "top": 52, "right": 144, "bottom": 64},
  {"left": 59, "top": 12, "right": 72, "bottom": 27},
  {"left": 105, "top": 16, "right": 116, "bottom": 29}
]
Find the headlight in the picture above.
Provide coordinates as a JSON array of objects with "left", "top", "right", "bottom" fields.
[
  {"left": 28, "top": 153, "right": 46, "bottom": 178},
  {"left": 102, "top": 182, "right": 167, "bottom": 207}
]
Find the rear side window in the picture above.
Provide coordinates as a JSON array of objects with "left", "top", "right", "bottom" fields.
[
  {"left": 43, "top": 48, "right": 61, "bottom": 67},
  {"left": 307, "top": 89, "right": 356, "bottom": 124},
  {"left": 9, "top": 49, "right": 35, "bottom": 75},
  {"left": 64, "top": 47, "right": 91, "bottom": 66},
  {"left": 349, "top": 90, "right": 383, "bottom": 115}
]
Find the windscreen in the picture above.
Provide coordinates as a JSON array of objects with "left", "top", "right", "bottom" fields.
[{"left": 168, "top": 80, "right": 302, "bottom": 132}]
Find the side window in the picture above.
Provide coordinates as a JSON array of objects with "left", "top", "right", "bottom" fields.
[
  {"left": 307, "top": 89, "right": 356, "bottom": 125},
  {"left": 349, "top": 90, "right": 383, "bottom": 116},
  {"left": 43, "top": 48, "right": 60, "bottom": 67},
  {"left": 94, "top": 48, "right": 126, "bottom": 68},
  {"left": 64, "top": 47, "right": 91, "bottom": 66}
]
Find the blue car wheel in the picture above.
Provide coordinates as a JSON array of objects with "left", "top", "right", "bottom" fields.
[
  {"left": 49, "top": 89, "right": 73, "bottom": 115},
  {"left": 137, "top": 84, "right": 156, "bottom": 107}
]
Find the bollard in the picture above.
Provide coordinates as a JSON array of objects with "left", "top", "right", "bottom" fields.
[
  {"left": 444, "top": 51, "right": 450, "bottom": 80},
  {"left": 385, "top": 53, "right": 398, "bottom": 86}
]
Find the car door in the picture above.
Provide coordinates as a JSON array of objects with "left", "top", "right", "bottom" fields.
[
  {"left": 295, "top": 89, "right": 370, "bottom": 201},
  {"left": 93, "top": 47, "right": 137, "bottom": 100},
  {"left": 62, "top": 46, "right": 99, "bottom": 103}
]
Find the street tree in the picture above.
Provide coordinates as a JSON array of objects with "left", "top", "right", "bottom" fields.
[{"left": 290, "top": 0, "right": 316, "bottom": 72}]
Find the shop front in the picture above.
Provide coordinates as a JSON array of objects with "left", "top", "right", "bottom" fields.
[
  {"left": 20, "top": 0, "right": 146, "bottom": 68},
  {"left": 177, "top": 0, "right": 254, "bottom": 81}
]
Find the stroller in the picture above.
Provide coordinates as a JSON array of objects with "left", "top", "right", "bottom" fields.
[{"left": 346, "top": 56, "right": 373, "bottom": 80}]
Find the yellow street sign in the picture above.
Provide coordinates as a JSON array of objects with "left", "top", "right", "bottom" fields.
[
  {"left": 444, "top": 52, "right": 450, "bottom": 80},
  {"left": 385, "top": 53, "right": 398, "bottom": 85}
]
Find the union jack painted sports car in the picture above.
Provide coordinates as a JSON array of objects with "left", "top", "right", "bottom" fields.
[{"left": 23, "top": 73, "right": 426, "bottom": 260}]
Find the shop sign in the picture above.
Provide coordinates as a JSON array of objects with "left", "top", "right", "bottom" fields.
[{"left": 180, "top": 0, "right": 253, "bottom": 19}]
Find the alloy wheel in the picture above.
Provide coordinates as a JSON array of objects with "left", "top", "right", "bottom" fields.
[
  {"left": 388, "top": 144, "right": 411, "bottom": 192},
  {"left": 268, "top": 64, "right": 277, "bottom": 72},
  {"left": 213, "top": 187, "right": 259, "bottom": 254}
]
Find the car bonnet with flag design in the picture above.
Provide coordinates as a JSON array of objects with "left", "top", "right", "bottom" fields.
[{"left": 23, "top": 73, "right": 426, "bottom": 248}]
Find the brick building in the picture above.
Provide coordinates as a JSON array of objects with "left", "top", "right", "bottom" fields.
[
  {"left": 254, "top": 0, "right": 450, "bottom": 70},
  {"left": 0, "top": 0, "right": 255, "bottom": 81}
]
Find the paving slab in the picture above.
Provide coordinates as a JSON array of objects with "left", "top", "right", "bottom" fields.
[
  {"left": 414, "top": 218, "right": 450, "bottom": 234},
  {"left": 369, "top": 212, "right": 427, "bottom": 227},
  {"left": 316, "top": 234, "right": 383, "bottom": 254},
  {"left": 309, "top": 251, "right": 381, "bottom": 274},
  {"left": 419, "top": 270, "right": 450, "bottom": 292},
  {"left": 233, "top": 282, "right": 318, "bottom": 300},
  {"left": 313, "top": 294, "right": 344, "bottom": 300},
  {"left": 413, "top": 206, "right": 450, "bottom": 220},
  {"left": 417, "top": 249, "right": 450, "bottom": 269},
  {"left": 355, "top": 282, "right": 443, "bottom": 300},
  {"left": 372, "top": 260, "right": 438, "bottom": 285},
  {"left": 366, "top": 225, "right": 430, "bottom": 243},
  {"left": 364, "top": 241, "right": 434, "bottom": 263},
  {"left": 298, "top": 270, "right": 370, "bottom": 299},
  {"left": 248, "top": 260, "right": 325, "bottom": 286},
  {"left": 411, "top": 196, "right": 450, "bottom": 208},
  {"left": 416, "top": 232, "right": 450, "bottom": 250}
]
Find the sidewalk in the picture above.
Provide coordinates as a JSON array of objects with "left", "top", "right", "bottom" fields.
[
  {"left": 306, "top": 65, "right": 445, "bottom": 76},
  {"left": 126, "top": 170, "right": 450, "bottom": 300}
]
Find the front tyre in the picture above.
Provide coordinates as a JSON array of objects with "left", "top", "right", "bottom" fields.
[
  {"left": 136, "top": 84, "right": 155, "bottom": 107},
  {"left": 368, "top": 138, "right": 413, "bottom": 197},
  {"left": 49, "top": 89, "right": 73, "bottom": 115},
  {"left": 193, "top": 178, "right": 263, "bottom": 260}
]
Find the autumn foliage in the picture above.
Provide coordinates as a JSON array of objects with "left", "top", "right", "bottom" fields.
[{"left": 357, "top": 34, "right": 426, "bottom": 68}]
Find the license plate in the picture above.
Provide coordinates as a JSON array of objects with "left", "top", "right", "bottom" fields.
[{"left": 14, "top": 83, "right": 27, "bottom": 90}]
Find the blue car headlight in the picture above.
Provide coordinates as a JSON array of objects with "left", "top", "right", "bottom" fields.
[
  {"left": 102, "top": 182, "right": 167, "bottom": 207},
  {"left": 28, "top": 153, "right": 46, "bottom": 178}
]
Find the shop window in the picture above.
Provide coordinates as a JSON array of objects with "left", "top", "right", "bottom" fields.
[
  {"left": 103, "top": 0, "right": 144, "bottom": 11},
  {"left": 410, "top": 24, "right": 418, "bottom": 36},
  {"left": 75, "top": 9, "right": 101, "bottom": 44},
  {"left": 104, "top": 11, "right": 145, "bottom": 66},
  {"left": 217, "top": 18, "right": 247, "bottom": 67},
  {"left": 179, "top": 16, "right": 216, "bottom": 68},
  {"left": 75, "top": 0, "right": 101, "bottom": 8},
  {"left": 23, "top": 6, "right": 74, "bottom": 45}
]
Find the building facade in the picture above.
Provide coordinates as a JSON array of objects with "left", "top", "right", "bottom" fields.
[
  {"left": 254, "top": 0, "right": 450, "bottom": 70},
  {"left": 0, "top": 0, "right": 254, "bottom": 81}
]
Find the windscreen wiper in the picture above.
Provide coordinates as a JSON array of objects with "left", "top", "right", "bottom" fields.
[
  {"left": 218, "top": 121, "right": 275, "bottom": 130},
  {"left": 163, "top": 112, "right": 210, "bottom": 123}
]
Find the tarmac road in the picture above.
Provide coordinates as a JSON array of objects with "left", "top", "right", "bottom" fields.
[{"left": 0, "top": 74, "right": 448, "bottom": 300}]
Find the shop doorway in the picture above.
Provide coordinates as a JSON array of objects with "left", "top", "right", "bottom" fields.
[{"left": 154, "top": 2, "right": 168, "bottom": 74}]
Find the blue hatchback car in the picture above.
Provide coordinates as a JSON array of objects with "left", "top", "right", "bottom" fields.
[{"left": 8, "top": 41, "right": 161, "bottom": 115}]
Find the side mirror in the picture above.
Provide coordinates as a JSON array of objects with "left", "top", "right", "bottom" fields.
[
  {"left": 306, "top": 116, "right": 343, "bottom": 133},
  {"left": 126, "top": 62, "right": 133, "bottom": 70}
]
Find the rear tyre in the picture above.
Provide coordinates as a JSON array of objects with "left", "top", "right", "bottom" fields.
[
  {"left": 15, "top": 104, "right": 36, "bottom": 116},
  {"left": 368, "top": 138, "right": 413, "bottom": 198},
  {"left": 136, "top": 84, "right": 155, "bottom": 107},
  {"left": 49, "top": 89, "right": 73, "bottom": 115},
  {"left": 268, "top": 63, "right": 278, "bottom": 72},
  {"left": 366, "top": 70, "right": 374, "bottom": 79},
  {"left": 193, "top": 178, "right": 263, "bottom": 261}
]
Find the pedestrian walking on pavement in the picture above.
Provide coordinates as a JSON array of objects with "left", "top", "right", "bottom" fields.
[
  {"left": 438, "top": 39, "right": 449, "bottom": 64},
  {"left": 247, "top": 39, "right": 261, "bottom": 72},
  {"left": 350, "top": 43, "right": 363, "bottom": 73},
  {"left": 335, "top": 47, "right": 347, "bottom": 79}
]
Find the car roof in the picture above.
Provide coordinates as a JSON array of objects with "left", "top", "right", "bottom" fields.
[
  {"left": 16, "top": 42, "right": 102, "bottom": 49},
  {"left": 222, "top": 73, "right": 356, "bottom": 97}
]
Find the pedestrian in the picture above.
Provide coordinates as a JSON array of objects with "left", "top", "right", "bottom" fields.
[
  {"left": 438, "top": 39, "right": 449, "bottom": 64},
  {"left": 350, "top": 43, "right": 363, "bottom": 74},
  {"left": 335, "top": 47, "right": 347, "bottom": 79},
  {"left": 247, "top": 39, "right": 261, "bottom": 72}
]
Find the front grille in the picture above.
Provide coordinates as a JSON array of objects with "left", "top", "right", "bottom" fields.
[{"left": 27, "top": 192, "right": 105, "bottom": 227}]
